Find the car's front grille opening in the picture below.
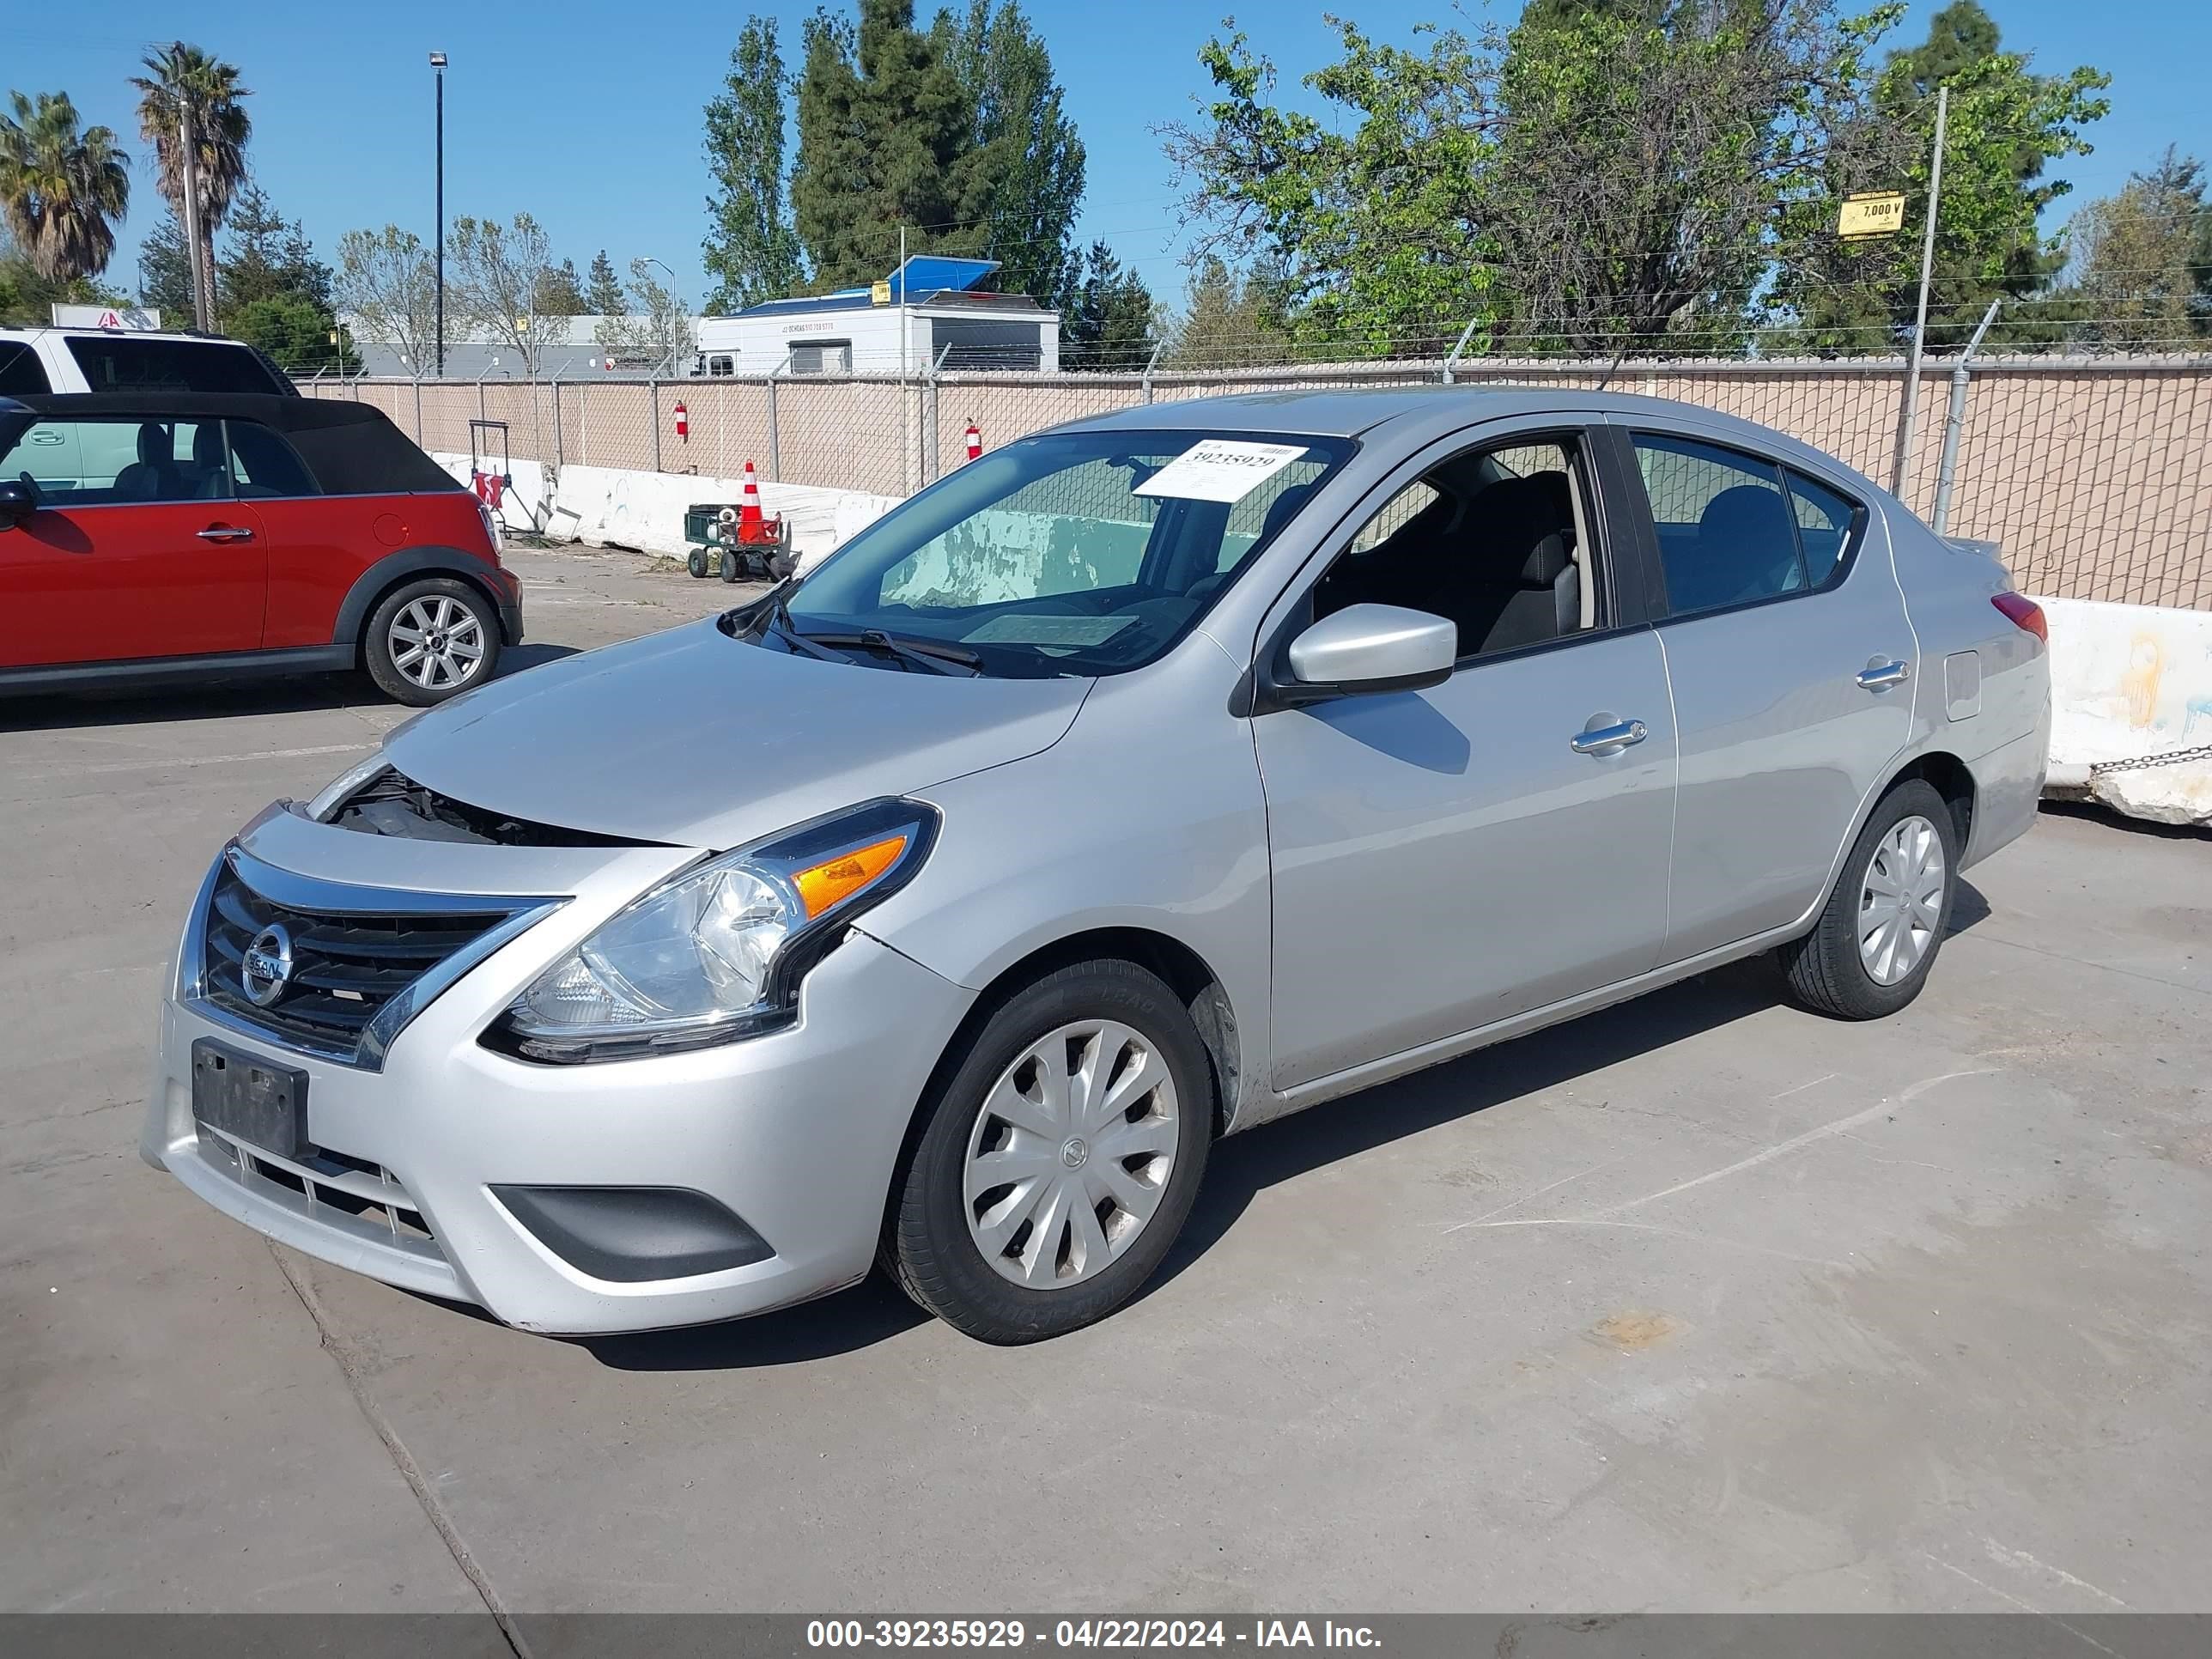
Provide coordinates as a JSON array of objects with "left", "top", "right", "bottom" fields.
[
  {"left": 199, "top": 861, "right": 507, "bottom": 1060},
  {"left": 200, "top": 1127, "right": 439, "bottom": 1250},
  {"left": 327, "top": 765, "right": 659, "bottom": 848}
]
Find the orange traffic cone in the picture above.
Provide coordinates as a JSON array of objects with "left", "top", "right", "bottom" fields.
[{"left": 738, "top": 461, "right": 765, "bottom": 537}]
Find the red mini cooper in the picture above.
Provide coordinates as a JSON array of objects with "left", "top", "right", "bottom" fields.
[{"left": 0, "top": 392, "right": 522, "bottom": 706}]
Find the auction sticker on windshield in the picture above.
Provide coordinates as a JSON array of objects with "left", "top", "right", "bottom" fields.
[{"left": 1133, "top": 439, "right": 1310, "bottom": 504}]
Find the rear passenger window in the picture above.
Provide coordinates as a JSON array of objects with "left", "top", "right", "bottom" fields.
[
  {"left": 64, "top": 335, "right": 287, "bottom": 394},
  {"left": 1632, "top": 434, "right": 1804, "bottom": 617},
  {"left": 1784, "top": 469, "right": 1859, "bottom": 586},
  {"left": 0, "top": 417, "right": 224, "bottom": 506},
  {"left": 0, "top": 341, "right": 51, "bottom": 393},
  {"left": 226, "top": 421, "right": 319, "bottom": 497}
]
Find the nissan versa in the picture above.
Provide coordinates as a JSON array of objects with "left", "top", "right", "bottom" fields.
[{"left": 143, "top": 390, "right": 2051, "bottom": 1343}]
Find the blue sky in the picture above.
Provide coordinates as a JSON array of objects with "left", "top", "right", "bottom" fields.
[{"left": 7, "top": 0, "right": 2208, "bottom": 313}]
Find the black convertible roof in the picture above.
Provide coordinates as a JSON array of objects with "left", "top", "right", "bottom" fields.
[{"left": 1, "top": 391, "right": 463, "bottom": 496}]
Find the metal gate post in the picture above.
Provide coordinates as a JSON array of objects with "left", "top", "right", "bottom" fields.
[
  {"left": 1140, "top": 341, "right": 1164, "bottom": 404},
  {"left": 923, "top": 343, "right": 951, "bottom": 484},
  {"left": 552, "top": 375, "right": 564, "bottom": 470},
  {"left": 1932, "top": 299, "right": 2001, "bottom": 537},
  {"left": 412, "top": 375, "right": 423, "bottom": 443},
  {"left": 650, "top": 380, "right": 663, "bottom": 473},
  {"left": 768, "top": 349, "right": 789, "bottom": 481}
]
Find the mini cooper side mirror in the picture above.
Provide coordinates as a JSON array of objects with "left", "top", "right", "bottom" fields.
[{"left": 0, "top": 478, "right": 33, "bottom": 530}]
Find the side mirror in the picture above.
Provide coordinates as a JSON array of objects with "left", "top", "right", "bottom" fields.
[
  {"left": 0, "top": 478, "right": 33, "bottom": 531},
  {"left": 1282, "top": 603, "right": 1457, "bottom": 700}
]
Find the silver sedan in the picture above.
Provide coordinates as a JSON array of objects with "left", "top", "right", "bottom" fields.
[{"left": 143, "top": 389, "right": 2051, "bottom": 1341}]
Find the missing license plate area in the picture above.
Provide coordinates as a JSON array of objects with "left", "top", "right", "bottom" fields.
[{"left": 191, "top": 1038, "right": 311, "bottom": 1161}]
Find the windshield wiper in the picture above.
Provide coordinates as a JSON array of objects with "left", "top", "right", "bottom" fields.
[{"left": 796, "top": 628, "right": 982, "bottom": 676}]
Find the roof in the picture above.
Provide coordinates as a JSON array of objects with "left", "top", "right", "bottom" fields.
[
  {"left": 3, "top": 392, "right": 462, "bottom": 495},
  {"left": 1051, "top": 386, "right": 1888, "bottom": 495},
  {"left": 888, "top": 256, "right": 998, "bottom": 300},
  {"left": 719, "top": 254, "right": 1047, "bottom": 322},
  {"left": 0, "top": 325, "right": 260, "bottom": 345}
]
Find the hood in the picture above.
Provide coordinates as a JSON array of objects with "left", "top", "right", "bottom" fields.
[{"left": 382, "top": 617, "right": 1091, "bottom": 848}]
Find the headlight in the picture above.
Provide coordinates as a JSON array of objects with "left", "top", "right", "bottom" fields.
[{"left": 495, "top": 798, "right": 938, "bottom": 1063}]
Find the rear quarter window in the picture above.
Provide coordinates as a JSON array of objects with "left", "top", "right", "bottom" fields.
[
  {"left": 65, "top": 335, "right": 289, "bottom": 394},
  {"left": 0, "top": 340, "right": 52, "bottom": 393}
]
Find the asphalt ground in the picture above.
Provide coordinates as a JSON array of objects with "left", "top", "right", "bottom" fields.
[{"left": 3, "top": 545, "right": 2206, "bottom": 1617}]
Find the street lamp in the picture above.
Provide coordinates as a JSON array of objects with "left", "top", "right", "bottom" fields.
[
  {"left": 641, "top": 256, "right": 681, "bottom": 376},
  {"left": 429, "top": 52, "right": 447, "bottom": 378}
]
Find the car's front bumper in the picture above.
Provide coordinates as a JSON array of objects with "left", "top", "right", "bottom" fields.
[{"left": 143, "top": 901, "right": 974, "bottom": 1335}]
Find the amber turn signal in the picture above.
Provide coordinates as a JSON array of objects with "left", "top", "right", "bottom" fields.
[{"left": 793, "top": 834, "right": 909, "bottom": 918}]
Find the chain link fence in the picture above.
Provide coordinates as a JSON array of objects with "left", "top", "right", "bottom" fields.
[{"left": 303, "top": 351, "right": 2212, "bottom": 610}]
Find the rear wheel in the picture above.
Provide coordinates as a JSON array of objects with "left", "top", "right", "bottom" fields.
[
  {"left": 885, "top": 960, "right": 1213, "bottom": 1343},
  {"left": 718, "top": 548, "right": 740, "bottom": 582},
  {"left": 686, "top": 547, "right": 709, "bottom": 579},
  {"left": 363, "top": 577, "right": 501, "bottom": 707},
  {"left": 1778, "top": 778, "right": 1957, "bottom": 1019}
]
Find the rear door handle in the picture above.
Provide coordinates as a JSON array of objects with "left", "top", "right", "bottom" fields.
[
  {"left": 197, "top": 525, "right": 254, "bottom": 543},
  {"left": 1571, "top": 718, "right": 1649, "bottom": 756},
  {"left": 1857, "top": 659, "right": 1910, "bottom": 690}
]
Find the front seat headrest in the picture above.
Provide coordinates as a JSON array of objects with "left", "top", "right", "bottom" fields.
[{"left": 136, "top": 422, "right": 173, "bottom": 466}]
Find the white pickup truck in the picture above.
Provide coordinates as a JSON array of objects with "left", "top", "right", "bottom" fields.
[{"left": 0, "top": 327, "right": 295, "bottom": 396}]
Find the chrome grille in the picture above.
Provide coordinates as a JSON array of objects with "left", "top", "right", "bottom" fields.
[{"left": 197, "top": 852, "right": 520, "bottom": 1064}]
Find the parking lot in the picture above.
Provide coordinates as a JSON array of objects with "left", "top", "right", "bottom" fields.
[{"left": 3, "top": 544, "right": 2208, "bottom": 1618}]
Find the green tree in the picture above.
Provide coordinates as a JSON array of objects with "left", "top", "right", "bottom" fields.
[
  {"left": 1774, "top": 1, "right": 2110, "bottom": 350},
  {"left": 533, "top": 257, "right": 587, "bottom": 314},
  {"left": 2058, "top": 153, "right": 2209, "bottom": 348},
  {"left": 229, "top": 295, "right": 349, "bottom": 371},
  {"left": 585, "top": 248, "right": 625, "bottom": 313},
  {"left": 1059, "top": 240, "right": 1156, "bottom": 368},
  {"left": 1164, "top": 255, "right": 1291, "bottom": 367},
  {"left": 932, "top": 0, "right": 1085, "bottom": 303},
  {"left": 131, "top": 43, "right": 252, "bottom": 322},
  {"left": 137, "top": 208, "right": 192, "bottom": 313},
  {"left": 448, "top": 211, "right": 559, "bottom": 375},
  {"left": 793, "top": 0, "right": 979, "bottom": 289},
  {"left": 1, "top": 221, "right": 125, "bottom": 325},
  {"left": 335, "top": 225, "right": 437, "bottom": 374},
  {"left": 0, "top": 89, "right": 131, "bottom": 283},
  {"left": 216, "top": 179, "right": 289, "bottom": 309},
  {"left": 703, "top": 15, "right": 807, "bottom": 311}
]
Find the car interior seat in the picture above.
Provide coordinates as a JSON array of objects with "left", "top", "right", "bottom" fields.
[
  {"left": 188, "top": 422, "right": 229, "bottom": 498},
  {"left": 1435, "top": 471, "right": 1582, "bottom": 656},
  {"left": 111, "top": 422, "right": 182, "bottom": 502},
  {"left": 1688, "top": 483, "right": 1802, "bottom": 611}
]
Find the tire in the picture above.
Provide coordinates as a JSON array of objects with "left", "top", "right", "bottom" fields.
[
  {"left": 1778, "top": 778, "right": 1958, "bottom": 1020},
  {"left": 363, "top": 576, "right": 501, "bottom": 708},
  {"left": 718, "top": 548, "right": 740, "bottom": 583},
  {"left": 686, "top": 547, "right": 709, "bottom": 580},
  {"left": 885, "top": 959, "right": 1215, "bottom": 1344}
]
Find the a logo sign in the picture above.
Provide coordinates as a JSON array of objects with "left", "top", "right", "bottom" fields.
[
  {"left": 1838, "top": 191, "right": 1907, "bottom": 240},
  {"left": 49, "top": 302, "right": 161, "bottom": 330},
  {"left": 240, "top": 923, "right": 295, "bottom": 1008}
]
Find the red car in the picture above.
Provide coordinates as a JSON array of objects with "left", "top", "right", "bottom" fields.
[{"left": 0, "top": 392, "right": 522, "bottom": 706}]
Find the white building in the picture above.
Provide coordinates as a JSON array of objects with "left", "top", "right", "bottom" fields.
[{"left": 694, "top": 257, "right": 1059, "bottom": 378}]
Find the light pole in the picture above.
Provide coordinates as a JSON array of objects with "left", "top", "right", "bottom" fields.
[
  {"left": 430, "top": 52, "right": 447, "bottom": 378},
  {"left": 641, "top": 256, "right": 681, "bottom": 376}
]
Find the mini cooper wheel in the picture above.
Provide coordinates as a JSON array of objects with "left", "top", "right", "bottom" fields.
[
  {"left": 1779, "top": 778, "right": 1958, "bottom": 1020},
  {"left": 886, "top": 960, "right": 1214, "bottom": 1343},
  {"left": 364, "top": 577, "right": 501, "bottom": 707}
]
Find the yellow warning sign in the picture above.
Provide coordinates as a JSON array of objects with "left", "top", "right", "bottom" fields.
[
  {"left": 871, "top": 280, "right": 892, "bottom": 305},
  {"left": 1838, "top": 191, "right": 1907, "bottom": 240}
]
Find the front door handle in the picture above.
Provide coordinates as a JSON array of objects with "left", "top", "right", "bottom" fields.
[
  {"left": 197, "top": 525, "right": 254, "bottom": 543},
  {"left": 1857, "top": 659, "right": 1911, "bottom": 690},
  {"left": 1571, "top": 718, "right": 1649, "bottom": 756}
]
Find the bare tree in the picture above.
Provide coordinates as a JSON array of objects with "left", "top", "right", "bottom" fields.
[
  {"left": 334, "top": 225, "right": 436, "bottom": 374},
  {"left": 592, "top": 258, "right": 696, "bottom": 372},
  {"left": 448, "top": 211, "right": 558, "bottom": 376}
]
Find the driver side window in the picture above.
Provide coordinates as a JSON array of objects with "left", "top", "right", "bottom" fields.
[{"left": 1310, "top": 434, "right": 1601, "bottom": 661}]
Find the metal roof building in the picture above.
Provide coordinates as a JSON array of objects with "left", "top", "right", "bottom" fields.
[{"left": 694, "top": 258, "right": 1060, "bottom": 378}]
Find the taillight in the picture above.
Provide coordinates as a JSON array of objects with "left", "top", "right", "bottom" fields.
[
  {"left": 476, "top": 499, "right": 504, "bottom": 561},
  {"left": 1992, "top": 592, "right": 2046, "bottom": 644}
]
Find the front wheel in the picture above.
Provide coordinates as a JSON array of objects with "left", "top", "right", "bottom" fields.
[
  {"left": 1778, "top": 778, "right": 1958, "bottom": 1019},
  {"left": 885, "top": 960, "right": 1214, "bottom": 1343},
  {"left": 363, "top": 577, "right": 501, "bottom": 707}
]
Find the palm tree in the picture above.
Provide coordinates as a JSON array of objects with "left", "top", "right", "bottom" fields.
[
  {"left": 0, "top": 90, "right": 131, "bottom": 282},
  {"left": 131, "top": 43, "right": 250, "bottom": 321}
]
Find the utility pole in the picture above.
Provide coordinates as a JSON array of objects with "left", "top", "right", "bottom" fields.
[
  {"left": 1891, "top": 84, "right": 1948, "bottom": 497},
  {"left": 430, "top": 52, "right": 447, "bottom": 378},
  {"left": 176, "top": 99, "right": 210, "bottom": 331}
]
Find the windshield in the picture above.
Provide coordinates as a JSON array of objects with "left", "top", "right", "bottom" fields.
[{"left": 775, "top": 428, "right": 1352, "bottom": 678}]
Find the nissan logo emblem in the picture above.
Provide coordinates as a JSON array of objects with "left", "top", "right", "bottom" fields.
[{"left": 240, "top": 922, "right": 295, "bottom": 1007}]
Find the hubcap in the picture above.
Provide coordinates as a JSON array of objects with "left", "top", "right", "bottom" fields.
[
  {"left": 963, "top": 1019, "right": 1180, "bottom": 1291},
  {"left": 389, "top": 596, "right": 486, "bottom": 690},
  {"left": 1859, "top": 814, "right": 1948, "bottom": 986}
]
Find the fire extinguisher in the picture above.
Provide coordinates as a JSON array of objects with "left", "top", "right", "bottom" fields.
[
  {"left": 674, "top": 401, "right": 689, "bottom": 443},
  {"left": 964, "top": 421, "right": 981, "bottom": 462}
]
